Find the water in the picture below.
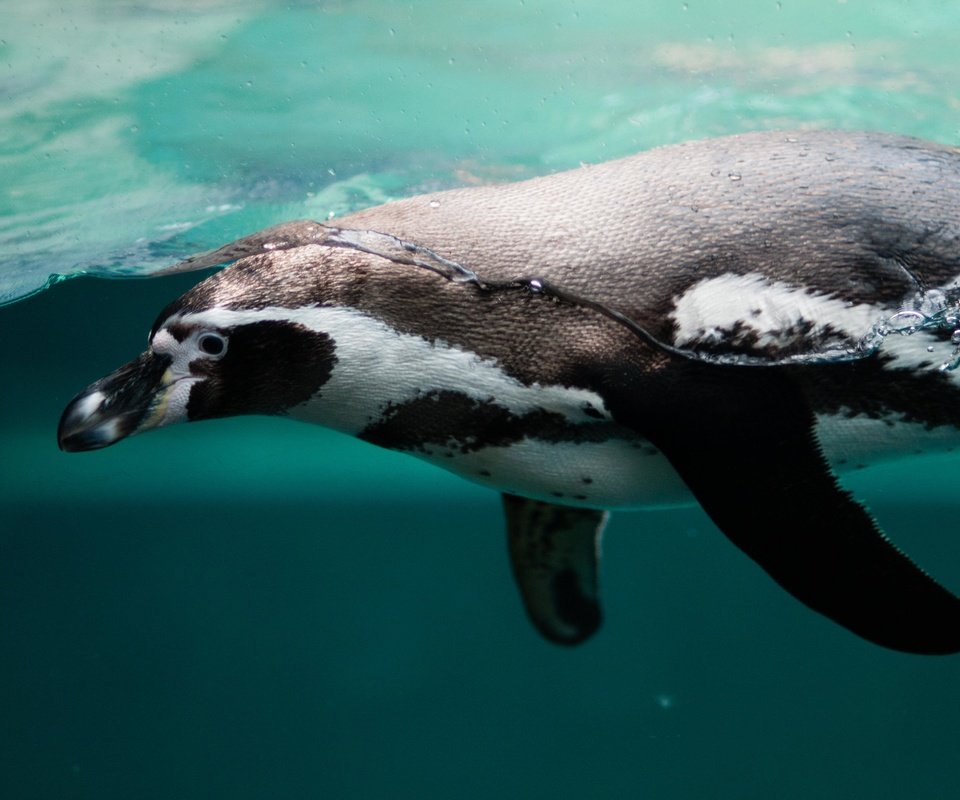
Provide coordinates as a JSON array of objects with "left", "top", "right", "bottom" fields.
[{"left": 4, "top": 2, "right": 960, "bottom": 798}]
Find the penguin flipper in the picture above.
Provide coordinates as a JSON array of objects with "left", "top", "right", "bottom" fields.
[
  {"left": 619, "top": 368, "right": 960, "bottom": 655},
  {"left": 155, "top": 220, "right": 328, "bottom": 275},
  {"left": 502, "top": 494, "right": 607, "bottom": 645}
]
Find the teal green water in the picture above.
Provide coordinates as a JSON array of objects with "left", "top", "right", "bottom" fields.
[{"left": 3, "top": 2, "right": 960, "bottom": 798}]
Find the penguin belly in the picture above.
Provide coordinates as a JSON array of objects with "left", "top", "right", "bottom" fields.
[
  {"left": 413, "top": 435, "right": 693, "bottom": 510},
  {"left": 409, "top": 413, "right": 960, "bottom": 510}
]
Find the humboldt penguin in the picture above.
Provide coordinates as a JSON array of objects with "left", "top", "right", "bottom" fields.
[{"left": 58, "top": 130, "right": 960, "bottom": 654}]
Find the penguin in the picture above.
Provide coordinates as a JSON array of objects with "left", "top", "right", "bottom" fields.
[{"left": 58, "top": 130, "right": 960, "bottom": 654}]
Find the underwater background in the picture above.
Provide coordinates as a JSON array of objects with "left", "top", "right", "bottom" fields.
[{"left": 3, "top": 1, "right": 960, "bottom": 797}]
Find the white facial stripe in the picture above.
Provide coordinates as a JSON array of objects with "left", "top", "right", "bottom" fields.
[
  {"left": 141, "top": 324, "right": 209, "bottom": 430},
  {"left": 150, "top": 326, "right": 206, "bottom": 384},
  {"left": 175, "top": 305, "right": 612, "bottom": 434},
  {"left": 151, "top": 328, "right": 178, "bottom": 355},
  {"left": 669, "top": 272, "right": 882, "bottom": 350},
  {"left": 140, "top": 376, "right": 200, "bottom": 431}
]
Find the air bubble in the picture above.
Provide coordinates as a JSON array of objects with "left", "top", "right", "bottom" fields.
[
  {"left": 939, "top": 351, "right": 960, "bottom": 373},
  {"left": 857, "top": 295, "right": 960, "bottom": 372},
  {"left": 718, "top": 290, "right": 960, "bottom": 369}
]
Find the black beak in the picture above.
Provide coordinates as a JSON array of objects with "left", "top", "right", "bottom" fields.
[{"left": 58, "top": 352, "right": 172, "bottom": 452}]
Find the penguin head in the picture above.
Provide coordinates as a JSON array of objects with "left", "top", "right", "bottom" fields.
[{"left": 57, "top": 261, "right": 340, "bottom": 452}]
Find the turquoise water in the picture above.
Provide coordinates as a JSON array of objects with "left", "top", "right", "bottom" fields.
[{"left": 3, "top": 2, "right": 960, "bottom": 798}]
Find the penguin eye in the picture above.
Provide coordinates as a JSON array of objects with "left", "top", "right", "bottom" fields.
[{"left": 197, "top": 332, "right": 227, "bottom": 358}]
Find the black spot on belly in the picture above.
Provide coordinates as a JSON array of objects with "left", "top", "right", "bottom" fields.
[
  {"left": 581, "top": 477, "right": 593, "bottom": 485},
  {"left": 479, "top": 469, "right": 492, "bottom": 477},
  {"left": 360, "top": 390, "right": 627, "bottom": 453}
]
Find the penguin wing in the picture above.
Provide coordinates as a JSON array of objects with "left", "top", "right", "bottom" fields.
[
  {"left": 502, "top": 493, "right": 607, "bottom": 645},
  {"left": 606, "top": 361, "right": 960, "bottom": 655}
]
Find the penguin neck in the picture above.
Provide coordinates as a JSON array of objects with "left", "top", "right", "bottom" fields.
[
  {"left": 286, "top": 303, "right": 614, "bottom": 437},
  {"left": 282, "top": 302, "right": 691, "bottom": 511}
]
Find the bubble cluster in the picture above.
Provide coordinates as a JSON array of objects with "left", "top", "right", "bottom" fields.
[{"left": 860, "top": 289, "right": 960, "bottom": 372}]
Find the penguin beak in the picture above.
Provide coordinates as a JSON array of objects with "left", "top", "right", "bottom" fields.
[{"left": 58, "top": 352, "right": 173, "bottom": 452}]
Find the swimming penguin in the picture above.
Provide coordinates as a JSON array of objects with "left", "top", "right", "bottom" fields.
[{"left": 58, "top": 130, "right": 960, "bottom": 654}]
